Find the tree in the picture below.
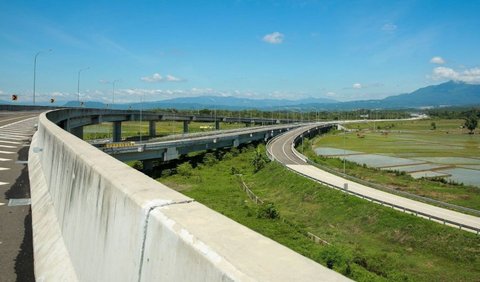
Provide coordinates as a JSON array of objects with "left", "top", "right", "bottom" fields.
[
  {"left": 464, "top": 114, "right": 478, "bottom": 134},
  {"left": 430, "top": 122, "right": 436, "bottom": 130}
]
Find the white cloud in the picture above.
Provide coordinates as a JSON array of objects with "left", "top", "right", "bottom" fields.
[
  {"left": 381, "top": 23, "right": 397, "bottom": 32},
  {"left": 430, "top": 56, "right": 445, "bottom": 64},
  {"left": 352, "top": 83, "right": 362, "bottom": 89},
  {"left": 165, "top": 74, "right": 182, "bottom": 82},
  {"left": 431, "top": 66, "right": 480, "bottom": 83},
  {"left": 141, "top": 73, "right": 184, "bottom": 83},
  {"left": 262, "top": 32, "right": 284, "bottom": 44},
  {"left": 325, "top": 91, "right": 336, "bottom": 97}
]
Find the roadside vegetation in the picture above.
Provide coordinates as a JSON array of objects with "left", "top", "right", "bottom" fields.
[
  {"left": 302, "top": 119, "right": 480, "bottom": 210},
  {"left": 148, "top": 144, "right": 480, "bottom": 282}
]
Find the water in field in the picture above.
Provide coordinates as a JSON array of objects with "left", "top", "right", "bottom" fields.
[
  {"left": 315, "top": 146, "right": 480, "bottom": 188},
  {"left": 314, "top": 147, "right": 360, "bottom": 156},
  {"left": 440, "top": 168, "right": 480, "bottom": 187}
]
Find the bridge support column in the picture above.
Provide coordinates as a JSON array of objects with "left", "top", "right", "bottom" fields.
[
  {"left": 70, "top": 127, "right": 83, "bottom": 139},
  {"left": 113, "top": 121, "right": 122, "bottom": 142},
  {"left": 183, "top": 121, "right": 189, "bottom": 133},
  {"left": 149, "top": 121, "right": 156, "bottom": 137},
  {"left": 215, "top": 120, "right": 220, "bottom": 130},
  {"left": 142, "top": 159, "right": 154, "bottom": 172}
]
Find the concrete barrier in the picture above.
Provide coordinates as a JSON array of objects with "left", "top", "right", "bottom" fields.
[{"left": 29, "top": 111, "right": 349, "bottom": 281}]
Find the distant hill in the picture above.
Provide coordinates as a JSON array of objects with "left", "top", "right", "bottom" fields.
[
  {"left": 380, "top": 80, "right": 480, "bottom": 108},
  {"left": 28, "top": 80, "right": 480, "bottom": 111}
]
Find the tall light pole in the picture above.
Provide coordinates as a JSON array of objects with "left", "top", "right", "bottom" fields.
[
  {"left": 112, "top": 79, "right": 120, "bottom": 108},
  {"left": 33, "top": 49, "right": 52, "bottom": 105},
  {"left": 140, "top": 92, "right": 144, "bottom": 142},
  {"left": 77, "top": 67, "right": 90, "bottom": 106}
]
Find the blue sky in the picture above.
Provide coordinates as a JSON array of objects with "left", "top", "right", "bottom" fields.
[{"left": 1, "top": 0, "right": 480, "bottom": 104}]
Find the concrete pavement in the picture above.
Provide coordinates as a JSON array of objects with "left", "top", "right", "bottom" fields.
[{"left": 0, "top": 112, "right": 39, "bottom": 282}]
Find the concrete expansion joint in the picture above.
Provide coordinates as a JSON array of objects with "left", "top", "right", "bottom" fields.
[{"left": 137, "top": 199, "right": 195, "bottom": 282}]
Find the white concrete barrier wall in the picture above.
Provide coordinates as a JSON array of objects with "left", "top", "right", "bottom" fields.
[{"left": 29, "top": 111, "right": 349, "bottom": 282}]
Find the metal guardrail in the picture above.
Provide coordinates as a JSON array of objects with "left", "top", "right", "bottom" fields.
[
  {"left": 285, "top": 162, "right": 480, "bottom": 235},
  {"left": 304, "top": 159, "right": 480, "bottom": 217},
  {"left": 268, "top": 125, "right": 480, "bottom": 235}
]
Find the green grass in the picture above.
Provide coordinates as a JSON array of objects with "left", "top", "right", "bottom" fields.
[
  {"left": 155, "top": 145, "right": 480, "bottom": 282},
  {"left": 83, "top": 121, "right": 246, "bottom": 140},
  {"left": 303, "top": 119, "right": 480, "bottom": 210},
  {"left": 334, "top": 119, "right": 479, "bottom": 158}
]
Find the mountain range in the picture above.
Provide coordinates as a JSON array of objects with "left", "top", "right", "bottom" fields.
[{"left": 3, "top": 81, "right": 480, "bottom": 111}]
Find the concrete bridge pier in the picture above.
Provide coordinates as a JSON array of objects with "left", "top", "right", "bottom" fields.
[
  {"left": 142, "top": 159, "right": 154, "bottom": 171},
  {"left": 71, "top": 126, "right": 84, "bottom": 139},
  {"left": 215, "top": 120, "right": 220, "bottom": 130},
  {"left": 113, "top": 121, "right": 122, "bottom": 142},
  {"left": 183, "top": 120, "right": 189, "bottom": 133},
  {"left": 149, "top": 121, "right": 156, "bottom": 137}
]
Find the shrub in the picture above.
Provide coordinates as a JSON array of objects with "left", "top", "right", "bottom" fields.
[
  {"left": 203, "top": 153, "right": 218, "bottom": 166},
  {"left": 161, "top": 169, "right": 172, "bottom": 177},
  {"left": 177, "top": 162, "right": 193, "bottom": 177},
  {"left": 257, "top": 202, "right": 280, "bottom": 219}
]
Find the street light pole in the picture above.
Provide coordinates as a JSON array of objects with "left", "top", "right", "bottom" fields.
[
  {"left": 33, "top": 49, "right": 52, "bottom": 105},
  {"left": 77, "top": 67, "right": 89, "bottom": 106},
  {"left": 112, "top": 79, "right": 120, "bottom": 108}
]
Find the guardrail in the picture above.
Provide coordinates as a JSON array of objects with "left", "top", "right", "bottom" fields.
[
  {"left": 304, "top": 159, "right": 480, "bottom": 217},
  {"left": 269, "top": 125, "right": 480, "bottom": 235}
]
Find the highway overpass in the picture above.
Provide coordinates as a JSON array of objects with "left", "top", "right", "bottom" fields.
[{"left": 27, "top": 108, "right": 349, "bottom": 281}]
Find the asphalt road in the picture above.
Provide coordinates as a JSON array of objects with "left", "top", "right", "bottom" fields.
[
  {"left": 0, "top": 111, "right": 40, "bottom": 282},
  {"left": 268, "top": 123, "right": 480, "bottom": 233}
]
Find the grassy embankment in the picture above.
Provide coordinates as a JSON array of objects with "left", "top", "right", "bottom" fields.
[
  {"left": 303, "top": 119, "right": 480, "bottom": 210},
  {"left": 82, "top": 121, "right": 246, "bottom": 140},
  {"left": 154, "top": 144, "right": 480, "bottom": 282}
]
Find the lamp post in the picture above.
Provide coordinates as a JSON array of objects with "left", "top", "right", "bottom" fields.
[
  {"left": 140, "top": 93, "right": 144, "bottom": 142},
  {"left": 77, "top": 67, "right": 89, "bottom": 106},
  {"left": 112, "top": 79, "right": 120, "bottom": 108},
  {"left": 33, "top": 49, "right": 52, "bottom": 105}
]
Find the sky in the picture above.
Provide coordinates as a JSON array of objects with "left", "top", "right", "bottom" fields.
[{"left": 1, "top": 0, "right": 480, "bottom": 104}]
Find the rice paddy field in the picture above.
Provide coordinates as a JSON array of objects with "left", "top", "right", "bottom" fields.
[{"left": 306, "top": 119, "right": 480, "bottom": 209}]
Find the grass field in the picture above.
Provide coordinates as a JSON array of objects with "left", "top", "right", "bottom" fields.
[
  {"left": 154, "top": 145, "right": 480, "bottom": 282},
  {"left": 302, "top": 119, "right": 480, "bottom": 210},
  {"left": 331, "top": 119, "right": 479, "bottom": 158},
  {"left": 83, "top": 121, "right": 246, "bottom": 140}
]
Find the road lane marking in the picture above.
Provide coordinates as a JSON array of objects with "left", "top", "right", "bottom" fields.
[
  {"left": 0, "top": 167, "right": 11, "bottom": 171},
  {"left": 0, "top": 144, "right": 17, "bottom": 149},
  {"left": 0, "top": 150, "right": 15, "bottom": 154},
  {"left": 0, "top": 158, "right": 12, "bottom": 161},
  {"left": 8, "top": 198, "right": 31, "bottom": 206},
  {"left": 0, "top": 181, "right": 9, "bottom": 185},
  {"left": 0, "top": 140, "right": 21, "bottom": 144}
]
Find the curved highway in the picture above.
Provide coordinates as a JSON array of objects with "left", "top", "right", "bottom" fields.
[{"left": 268, "top": 124, "right": 480, "bottom": 234}]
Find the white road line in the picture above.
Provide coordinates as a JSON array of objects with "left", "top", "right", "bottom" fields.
[
  {"left": 0, "top": 116, "right": 38, "bottom": 129},
  {"left": 0, "top": 167, "right": 11, "bottom": 171},
  {"left": 0, "top": 158, "right": 12, "bottom": 161},
  {"left": 0, "top": 134, "right": 31, "bottom": 138},
  {"left": 0, "top": 140, "right": 22, "bottom": 145},
  {"left": 0, "top": 136, "right": 29, "bottom": 141},
  {"left": 0, "top": 181, "right": 9, "bottom": 185},
  {"left": 0, "top": 151, "right": 15, "bottom": 154},
  {"left": 0, "top": 145, "right": 17, "bottom": 149},
  {"left": 0, "top": 130, "right": 32, "bottom": 134}
]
